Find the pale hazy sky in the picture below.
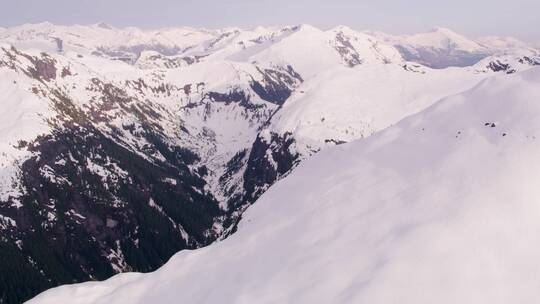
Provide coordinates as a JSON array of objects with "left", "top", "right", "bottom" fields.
[{"left": 2, "top": 0, "right": 539, "bottom": 42}]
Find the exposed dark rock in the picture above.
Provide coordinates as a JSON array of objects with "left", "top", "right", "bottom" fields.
[
  {"left": 333, "top": 32, "right": 362, "bottom": 67},
  {"left": 250, "top": 66, "right": 303, "bottom": 105},
  {"left": 220, "top": 131, "right": 301, "bottom": 237},
  {"left": 518, "top": 56, "right": 540, "bottom": 66},
  {"left": 219, "top": 150, "right": 249, "bottom": 198},
  {"left": 487, "top": 60, "right": 515, "bottom": 74},
  {"left": 0, "top": 76, "right": 224, "bottom": 304},
  {"left": 220, "top": 149, "right": 248, "bottom": 185},
  {"left": 324, "top": 139, "right": 347, "bottom": 145},
  {"left": 207, "top": 31, "right": 238, "bottom": 50},
  {"left": 20, "top": 52, "right": 58, "bottom": 82},
  {"left": 242, "top": 132, "right": 299, "bottom": 205},
  {"left": 402, "top": 64, "right": 426, "bottom": 73},
  {"left": 61, "top": 66, "right": 72, "bottom": 78},
  {"left": 207, "top": 90, "right": 248, "bottom": 104}
]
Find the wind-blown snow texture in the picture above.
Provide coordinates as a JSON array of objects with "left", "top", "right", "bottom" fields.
[
  {"left": 29, "top": 67, "right": 540, "bottom": 304},
  {"left": 0, "top": 23, "right": 538, "bottom": 303}
]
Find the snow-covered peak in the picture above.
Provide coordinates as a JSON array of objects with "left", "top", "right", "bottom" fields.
[
  {"left": 477, "top": 35, "right": 539, "bottom": 56},
  {"left": 245, "top": 24, "right": 342, "bottom": 77},
  {"left": 328, "top": 26, "right": 404, "bottom": 66},
  {"left": 376, "top": 28, "right": 488, "bottom": 68},
  {"left": 478, "top": 35, "right": 529, "bottom": 49},
  {"left": 403, "top": 27, "right": 486, "bottom": 53},
  {"left": 292, "top": 23, "right": 322, "bottom": 33},
  {"left": 239, "top": 24, "right": 403, "bottom": 78}
]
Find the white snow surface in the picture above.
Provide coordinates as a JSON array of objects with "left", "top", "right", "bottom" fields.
[
  {"left": 369, "top": 27, "right": 486, "bottom": 53},
  {"left": 406, "top": 27, "right": 486, "bottom": 52},
  {"left": 477, "top": 35, "right": 539, "bottom": 56},
  {"left": 28, "top": 67, "right": 540, "bottom": 304},
  {"left": 267, "top": 63, "right": 488, "bottom": 153},
  {"left": 0, "top": 61, "right": 51, "bottom": 202}
]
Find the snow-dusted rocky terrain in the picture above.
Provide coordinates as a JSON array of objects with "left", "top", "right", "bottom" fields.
[
  {"left": 0, "top": 23, "right": 538, "bottom": 303},
  {"left": 29, "top": 65, "right": 540, "bottom": 304}
]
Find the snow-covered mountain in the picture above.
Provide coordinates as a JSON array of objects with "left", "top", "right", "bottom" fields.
[
  {"left": 370, "top": 27, "right": 539, "bottom": 68},
  {"left": 29, "top": 66, "right": 540, "bottom": 304},
  {"left": 0, "top": 23, "right": 538, "bottom": 303}
]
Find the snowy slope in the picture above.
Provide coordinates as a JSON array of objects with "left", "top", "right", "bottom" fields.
[
  {"left": 477, "top": 35, "right": 539, "bottom": 56},
  {"left": 239, "top": 60, "right": 539, "bottom": 201},
  {"left": 370, "top": 28, "right": 489, "bottom": 68},
  {"left": 266, "top": 63, "right": 488, "bottom": 154},
  {"left": 245, "top": 24, "right": 402, "bottom": 78},
  {"left": 0, "top": 22, "right": 218, "bottom": 56},
  {"left": 29, "top": 67, "right": 540, "bottom": 304},
  {"left": 370, "top": 28, "right": 538, "bottom": 69},
  {"left": 403, "top": 27, "right": 486, "bottom": 52},
  {"left": 0, "top": 46, "right": 58, "bottom": 203}
]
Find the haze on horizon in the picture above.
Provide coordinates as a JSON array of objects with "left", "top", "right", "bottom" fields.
[{"left": 1, "top": 0, "right": 539, "bottom": 42}]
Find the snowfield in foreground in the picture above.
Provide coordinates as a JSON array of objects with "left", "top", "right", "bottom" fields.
[{"left": 29, "top": 68, "right": 540, "bottom": 304}]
